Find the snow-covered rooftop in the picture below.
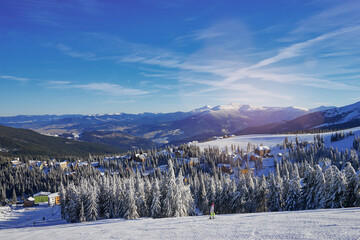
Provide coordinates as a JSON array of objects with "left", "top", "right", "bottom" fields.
[{"left": 34, "top": 192, "right": 51, "bottom": 197}]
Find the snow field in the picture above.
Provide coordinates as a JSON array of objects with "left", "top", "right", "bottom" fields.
[
  {"left": 192, "top": 127, "right": 360, "bottom": 152},
  {"left": 1, "top": 207, "right": 359, "bottom": 240}
]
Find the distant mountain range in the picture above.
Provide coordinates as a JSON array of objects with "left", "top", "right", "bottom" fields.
[
  {"left": 0, "top": 102, "right": 359, "bottom": 150},
  {"left": 236, "top": 101, "right": 360, "bottom": 135}
]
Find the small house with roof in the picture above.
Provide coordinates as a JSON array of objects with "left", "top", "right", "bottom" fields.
[
  {"left": 24, "top": 197, "right": 35, "bottom": 207},
  {"left": 218, "top": 164, "right": 233, "bottom": 174},
  {"left": 34, "top": 192, "right": 51, "bottom": 203},
  {"left": 174, "top": 150, "right": 185, "bottom": 158},
  {"left": 48, "top": 192, "right": 60, "bottom": 206},
  {"left": 254, "top": 146, "right": 271, "bottom": 157},
  {"left": 249, "top": 153, "right": 261, "bottom": 162}
]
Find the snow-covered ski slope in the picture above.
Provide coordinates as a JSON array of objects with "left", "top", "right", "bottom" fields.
[
  {"left": 1, "top": 205, "right": 359, "bottom": 240},
  {"left": 192, "top": 127, "right": 360, "bottom": 152}
]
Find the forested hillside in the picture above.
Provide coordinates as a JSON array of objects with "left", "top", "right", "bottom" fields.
[{"left": 0, "top": 125, "right": 123, "bottom": 157}]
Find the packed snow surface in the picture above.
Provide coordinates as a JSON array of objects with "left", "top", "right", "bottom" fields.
[
  {"left": 1, "top": 205, "right": 359, "bottom": 240},
  {"left": 192, "top": 127, "right": 360, "bottom": 152}
]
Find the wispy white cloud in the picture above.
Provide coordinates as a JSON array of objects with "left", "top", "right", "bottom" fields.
[
  {"left": 46, "top": 81, "right": 149, "bottom": 96},
  {"left": 0, "top": 75, "right": 30, "bottom": 82},
  {"left": 292, "top": 1, "right": 360, "bottom": 34},
  {"left": 56, "top": 44, "right": 101, "bottom": 61},
  {"left": 248, "top": 26, "right": 360, "bottom": 70}
]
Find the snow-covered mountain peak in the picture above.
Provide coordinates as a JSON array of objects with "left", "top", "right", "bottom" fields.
[
  {"left": 212, "top": 103, "right": 243, "bottom": 111},
  {"left": 290, "top": 106, "right": 309, "bottom": 111},
  {"left": 193, "top": 105, "right": 213, "bottom": 112}
]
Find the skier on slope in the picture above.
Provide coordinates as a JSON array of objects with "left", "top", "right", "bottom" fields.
[{"left": 210, "top": 203, "right": 215, "bottom": 219}]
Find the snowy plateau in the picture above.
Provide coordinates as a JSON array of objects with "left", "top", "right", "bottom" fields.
[{"left": 1, "top": 204, "right": 360, "bottom": 240}]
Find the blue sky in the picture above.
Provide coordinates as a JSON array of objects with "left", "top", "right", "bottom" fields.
[{"left": 1, "top": 0, "right": 360, "bottom": 116}]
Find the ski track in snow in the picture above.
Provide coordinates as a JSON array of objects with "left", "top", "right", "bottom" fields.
[{"left": 1, "top": 205, "right": 360, "bottom": 240}]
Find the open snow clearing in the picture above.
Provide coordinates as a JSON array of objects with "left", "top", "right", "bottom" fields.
[{"left": 1, "top": 205, "right": 359, "bottom": 240}]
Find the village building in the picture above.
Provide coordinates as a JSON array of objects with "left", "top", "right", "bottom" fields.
[
  {"left": 254, "top": 146, "right": 271, "bottom": 157},
  {"left": 48, "top": 192, "right": 60, "bottom": 206},
  {"left": 59, "top": 161, "right": 68, "bottom": 170},
  {"left": 34, "top": 192, "right": 51, "bottom": 203},
  {"left": 133, "top": 153, "right": 147, "bottom": 162},
  {"left": 249, "top": 153, "right": 261, "bottom": 162},
  {"left": 183, "top": 157, "right": 199, "bottom": 166},
  {"left": 240, "top": 168, "right": 254, "bottom": 176},
  {"left": 11, "top": 159, "right": 21, "bottom": 167},
  {"left": 174, "top": 150, "right": 185, "bottom": 158},
  {"left": 24, "top": 197, "right": 35, "bottom": 207},
  {"left": 217, "top": 163, "right": 233, "bottom": 174}
]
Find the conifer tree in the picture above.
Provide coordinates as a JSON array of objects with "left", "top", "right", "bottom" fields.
[
  {"left": 85, "top": 188, "right": 99, "bottom": 221},
  {"left": 124, "top": 179, "right": 139, "bottom": 219},
  {"left": 343, "top": 162, "right": 357, "bottom": 207},
  {"left": 301, "top": 164, "right": 316, "bottom": 209},
  {"left": 327, "top": 166, "right": 346, "bottom": 208},
  {"left": 313, "top": 165, "right": 325, "bottom": 209},
  {"left": 284, "top": 165, "right": 301, "bottom": 211},
  {"left": 79, "top": 201, "right": 86, "bottom": 222},
  {"left": 11, "top": 188, "right": 17, "bottom": 204},
  {"left": 267, "top": 172, "right": 282, "bottom": 212},
  {"left": 150, "top": 178, "right": 162, "bottom": 218},
  {"left": 163, "top": 159, "right": 177, "bottom": 217},
  {"left": 255, "top": 175, "right": 268, "bottom": 212},
  {"left": 59, "top": 183, "right": 67, "bottom": 219},
  {"left": 198, "top": 174, "right": 208, "bottom": 214}
]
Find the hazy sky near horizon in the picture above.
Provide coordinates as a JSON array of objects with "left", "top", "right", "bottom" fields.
[{"left": 1, "top": 0, "right": 360, "bottom": 116}]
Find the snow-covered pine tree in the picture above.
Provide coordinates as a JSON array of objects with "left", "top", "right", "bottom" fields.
[
  {"left": 135, "top": 172, "right": 148, "bottom": 217},
  {"left": 108, "top": 180, "right": 116, "bottom": 219},
  {"left": 323, "top": 166, "right": 335, "bottom": 208},
  {"left": 163, "top": 159, "right": 177, "bottom": 217},
  {"left": 284, "top": 165, "right": 301, "bottom": 211},
  {"left": 98, "top": 177, "right": 110, "bottom": 219},
  {"left": 191, "top": 174, "right": 200, "bottom": 207},
  {"left": 11, "top": 188, "right": 17, "bottom": 204},
  {"left": 114, "top": 178, "right": 124, "bottom": 218},
  {"left": 198, "top": 173, "right": 208, "bottom": 214},
  {"left": 150, "top": 178, "right": 162, "bottom": 218},
  {"left": 231, "top": 174, "right": 248, "bottom": 213},
  {"left": 275, "top": 164, "right": 284, "bottom": 209},
  {"left": 219, "top": 175, "right": 234, "bottom": 214},
  {"left": 59, "top": 183, "right": 67, "bottom": 219},
  {"left": 179, "top": 171, "right": 195, "bottom": 216},
  {"left": 79, "top": 201, "right": 86, "bottom": 222},
  {"left": 343, "top": 162, "right": 357, "bottom": 207},
  {"left": 281, "top": 166, "right": 290, "bottom": 207},
  {"left": 84, "top": 186, "right": 99, "bottom": 221},
  {"left": 255, "top": 175, "right": 268, "bottom": 212},
  {"left": 144, "top": 177, "right": 152, "bottom": 217},
  {"left": 207, "top": 177, "right": 216, "bottom": 208},
  {"left": 301, "top": 164, "right": 316, "bottom": 209},
  {"left": 0, "top": 185, "right": 6, "bottom": 203},
  {"left": 313, "top": 164, "right": 325, "bottom": 209},
  {"left": 244, "top": 174, "right": 256, "bottom": 213},
  {"left": 267, "top": 172, "right": 282, "bottom": 212},
  {"left": 355, "top": 173, "right": 360, "bottom": 207},
  {"left": 173, "top": 171, "right": 187, "bottom": 217},
  {"left": 124, "top": 179, "right": 139, "bottom": 219},
  {"left": 327, "top": 166, "right": 346, "bottom": 208},
  {"left": 66, "top": 183, "right": 80, "bottom": 223}
]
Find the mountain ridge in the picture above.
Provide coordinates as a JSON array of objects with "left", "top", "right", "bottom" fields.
[{"left": 1, "top": 102, "right": 359, "bottom": 147}]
